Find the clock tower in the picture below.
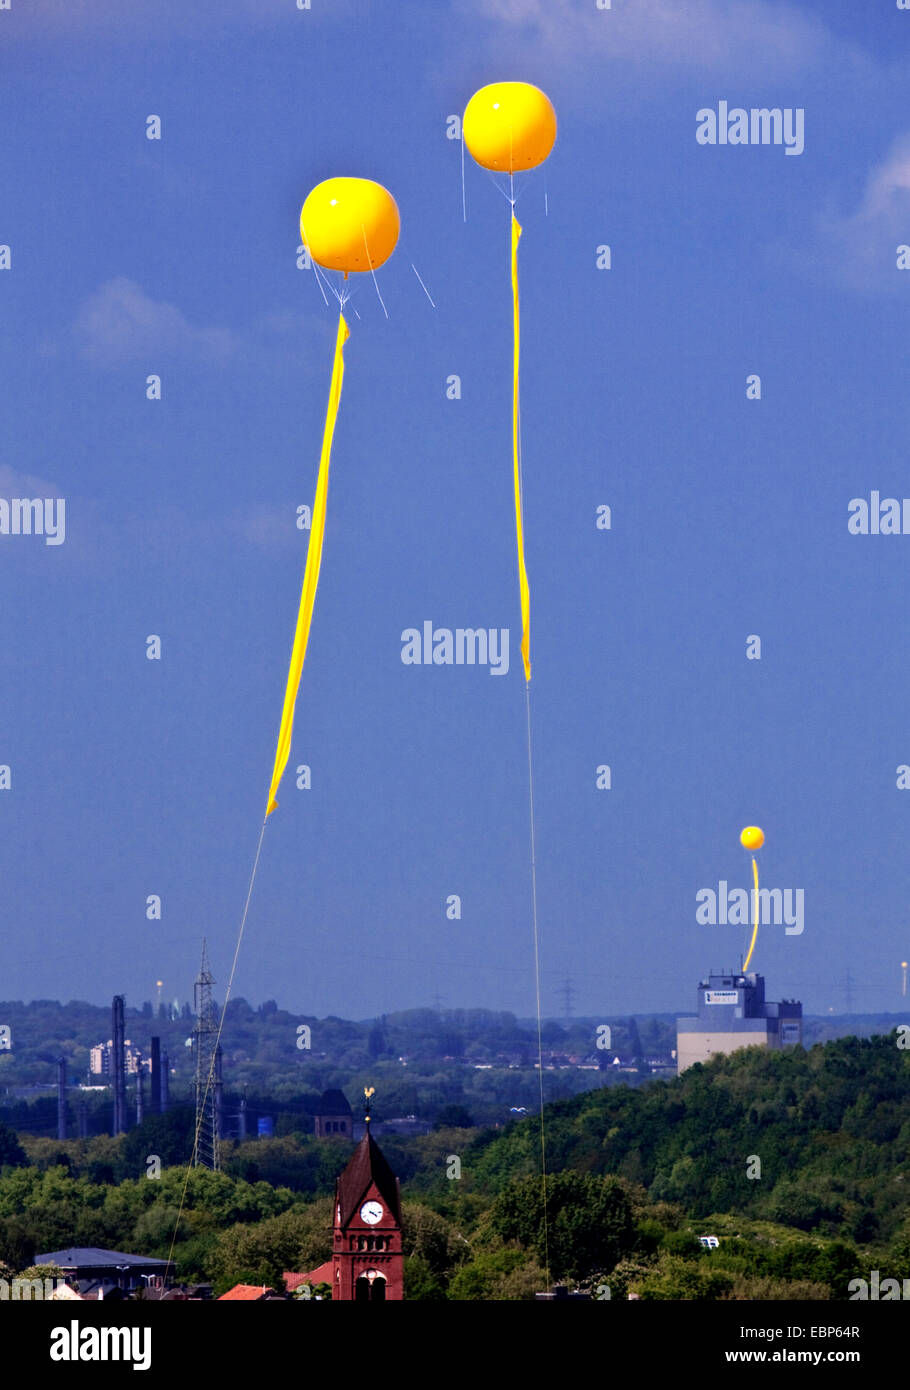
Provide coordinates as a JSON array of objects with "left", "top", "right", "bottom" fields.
[{"left": 331, "top": 1089, "right": 404, "bottom": 1301}]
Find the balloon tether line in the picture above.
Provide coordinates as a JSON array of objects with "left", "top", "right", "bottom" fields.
[
  {"left": 411, "top": 262, "right": 436, "bottom": 308},
  {"left": 362, "top": 226, "right": 389, "bottom": 318},
  {"left": 525, "top": 679, "right": 550, "bottom": 1291},
  {"left": 461, "top": 127, "right": 467, "bottom": 222},
  {"left": 511, "top": 193, "right": 549, "bottom": 1292},
  {"left": 743, "top": 855, "right": 760, "bottom": 971},
  {"left": 167, "top": 306, "right": 350, "bottom": 1278},
  {"left": 165, "top": 813, "right": 269, "bottom": 1280}
]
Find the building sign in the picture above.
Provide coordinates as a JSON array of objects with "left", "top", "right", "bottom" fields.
[{"left": 704, "top": 990, "right": 739, "bottom": 1004}]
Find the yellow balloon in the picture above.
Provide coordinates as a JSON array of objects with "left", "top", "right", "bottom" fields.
[
  {"left": 740, "top": 826, "right": 765, "bottom": 851},
  {"left": 300, "top": 178, "right": 400, "bottom": 274},
  {"left": 463, "top": 81, "right": 556, "bottom": 174}
]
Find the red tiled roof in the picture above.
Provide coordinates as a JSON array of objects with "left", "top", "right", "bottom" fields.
[
  {"left": 284, "top": 1261, "right": 333, "bottom": 1291},
  {"left": 217, "top": 1284, "right": 277, "bottom": 1301}
]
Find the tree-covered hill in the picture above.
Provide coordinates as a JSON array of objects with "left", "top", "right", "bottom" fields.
[
  {"left": 436, "top": 1034, "right": 910, "bottom": 1247},
  {"left": 0, "top": 1033, "right": 907, "bottom": 1298}
]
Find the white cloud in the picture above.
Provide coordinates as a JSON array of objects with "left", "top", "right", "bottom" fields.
[
  {"left": 851, "top": 137, "right": 910, "bottom": 223},
  {"left": 12, "top": 0, "right": 359, "bottom": 41},
  {"left": 0, "top": 463, "right": 63, "bottom": 500},
  {"left": 803, "top": 135, "right": 910, "bottom": 291},
  {"left": 74, "top": 278, "right": 238, "bottom": 365},
  {"left": 465, "top": 0, "right": 863, "bottom": 82}
]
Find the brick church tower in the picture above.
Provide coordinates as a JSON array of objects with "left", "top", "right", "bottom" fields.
[{"left": 331, "top": 1092, "right": 403, "bottom": 1301}]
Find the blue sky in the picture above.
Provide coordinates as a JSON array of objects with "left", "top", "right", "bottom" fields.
[{"left": 2, "top": 0, "right": 910, "bottom": 1022}]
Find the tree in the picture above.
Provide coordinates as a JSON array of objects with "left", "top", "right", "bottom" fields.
[
  {"left": 448, "top": 1247, "right": 545, "bottom": 1300},
  {"left": 0, "top": 1122, "right": 26, "bottom": 1169},
  {"left": 433, "top": 1105, "right": 473, "bottom": 1130},
  {"left": 294, "top": 1279, "right": 332, "bottom": 1301},
  {"left": 209, "top": 1199, "right": 333, "bottom": 1296},
  {"left": 401, "top": 1203, "right": 460, "bottom": 1277},
  {"left": 490, "top": 1172, "right": 637, "bottom": 1281},
  {"left": 403, "top": 1256, "right": 446, "bottom": 1301},
  {"left": 120, "top": 1108, "right": 195, "bottom": 1175},
  {"left": 0, "top": 1216, "right": 34, "bottom": 1271},
  {"left": 635, "top": 1253, "right": 733, "bottom": 1301},
  {"left": 133, "top": 1204, "right": 187, "bottom": 1252}
]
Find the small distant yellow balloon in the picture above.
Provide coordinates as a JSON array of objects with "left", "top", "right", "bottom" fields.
[
  {"left": 300, "top": 177, "right": 400, "bottom": 275},
  {"left": 740, "top": 826, "right": 765, "bottom": 851},
  {"left": 463, "top": 81, "right": 556, "bottom": 174}
]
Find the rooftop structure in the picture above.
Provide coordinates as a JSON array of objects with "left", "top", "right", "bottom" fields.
[{"left": 676, "top": 971, "right": 802, "bottom": 1074}]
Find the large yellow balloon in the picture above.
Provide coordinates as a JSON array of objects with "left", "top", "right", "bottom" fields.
[
  {"left": 463, "top": 82, "right": 556, "bottom": 174},
  {"left": 300, "top": 178, "right": 400, "bottom": 274},
  {"left": 740, "top": 826, "right": 765, "bottom": 851}
]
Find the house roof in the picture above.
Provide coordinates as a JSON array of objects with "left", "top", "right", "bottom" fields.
[
  {"left": 36, "top": 1248, "right": 167, "bottom": 1270},
  {"left": 284, "top": 1261, "right": 334, "bottom": 1291},
  {"left": 336, "top": 1130, "right": 400, "bottom": 1226},
  {"left": 217, "top": 1284, "right": 280, "bottom": 1301},
  {"left": 74, "top": 1280, "right": 127, "bottom": 1300},
  {"left": 316, "top": 1088, "right": 352, "bottom": 1116}
]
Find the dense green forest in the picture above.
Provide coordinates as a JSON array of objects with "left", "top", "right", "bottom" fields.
[{"left": 0, "top": 1033, "right": 906, "bottom": 1299}]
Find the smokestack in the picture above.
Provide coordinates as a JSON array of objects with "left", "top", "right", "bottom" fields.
[
  {"left": 56, "top": 1057, "right": 67, "bottom": 1141},
  {"left": 150, "top": 1038, "right": 161, "bottom": 1116},
  {"left": 111, "top": 995, "right": 126, "bottom": 1136},
  {"left": 238, "top": 1095, "right": 247, "bottom": 1142},
  {"left": 214, "top": 1045, "right": 223, "bottom": 1141}
]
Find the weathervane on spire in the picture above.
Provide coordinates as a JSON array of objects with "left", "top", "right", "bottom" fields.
[{"left": 364, "top": 1086, "right": 375, "bottom": 1128}]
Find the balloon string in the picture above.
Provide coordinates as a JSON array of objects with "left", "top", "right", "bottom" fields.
[
  {"left": 525, "top": 680, "right": 549, "bottom": 1294},
  {"left": 410, "top": 262, "right": 436, "bottom": 308},
  {"left": 743, "top": 856, "right": 760, "bottom": 971},
  {"left": 461, "top": 126, "right": 467, "bottom": 223},
  {"left": 511, "top": 204, "right": 547, "bottom": 1290},
  {"left": 301, "top": 239, "right": 351, "bottom": 314},
  {"left": 483, "top": 168, "right": 515, "bottom": 206},
  {"left": 362, "top": 225, "right": 389, "bottom": 319},
  {"left": 309, "top": 261, "right": 330, "bottom": 307},
  {"left": 301, "top": 238, "right": 331, "bottom": 308},
  {"left": 166, "top": 812, "right": 269, "bottom": 1280}
]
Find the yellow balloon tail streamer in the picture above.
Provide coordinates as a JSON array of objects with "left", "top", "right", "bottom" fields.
[
  {"left": 266, "top": 309, "right": 350, "bottom": 817},
  {"left": 743, "top": 855, "right": 760, "bottom": 971},
  {"left": 510, "top": 210, "right": 546, "bottom": 1281},
  {"left": 511, "top": 212, "right": 531, "bottom": 683}
]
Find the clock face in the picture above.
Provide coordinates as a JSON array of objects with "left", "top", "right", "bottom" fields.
[{"left": 360, "top": 1200, "right": 383, "bottom": 1225}]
